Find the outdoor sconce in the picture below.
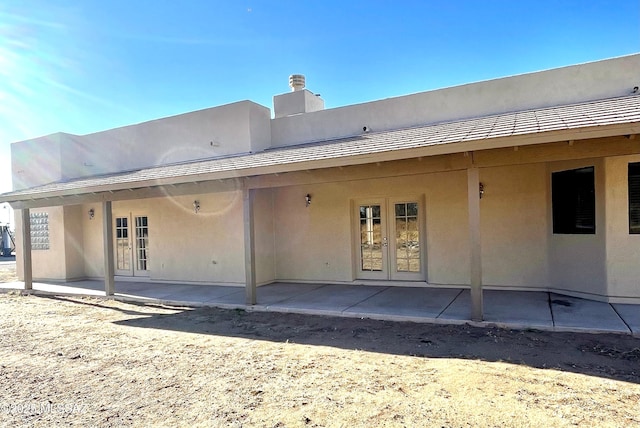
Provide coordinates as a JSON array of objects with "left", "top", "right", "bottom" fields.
[
  {"left": 193, "top": 200, "right": 200, "bottom": 214},
  {"left": 88, "top": 208, "right": 95, "bottom": 220},
  {"left": 479, "top": 183, "right": 485, "bottom": 199},
  {"left": 305, "top": 194, "right": 311, "bottom": 207}
]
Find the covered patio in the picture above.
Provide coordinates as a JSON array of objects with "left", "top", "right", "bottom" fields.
[
  {"left": 1, "top": 279, "right": 638, "bottom": 335},
  {"left": 2, "top": 58, "right": 640, "bottom": 323}
]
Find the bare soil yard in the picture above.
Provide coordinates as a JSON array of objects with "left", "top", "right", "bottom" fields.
[
  {"left": 0, "top": 260, "right": 17, "bottom": 283},
  {"left": 0, "top": 292, "right": 639, "bottom": 427}
]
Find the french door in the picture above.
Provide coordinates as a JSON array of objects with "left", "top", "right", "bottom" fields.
[
  {"left": 355, "top": 198, "right": 424, "bottom": 281},
  {"left": 114, "top": 214, "right": 150, "bottom": 277}
]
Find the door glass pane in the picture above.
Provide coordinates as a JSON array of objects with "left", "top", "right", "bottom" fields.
[
  {"left": 360, "top": 205, "right": 383, "bottom": 272},
  {"left": 135, "top": 216, "right": 149, "bottom": 271},
  {"left": 395, "top": 203, "right": 420, "bottom": 273},
  {"left": 115, "top": 217, "right": 130, "bottom": 271},
  {"left": 407, "top": 202, "right": 418, "bottom": 216}
]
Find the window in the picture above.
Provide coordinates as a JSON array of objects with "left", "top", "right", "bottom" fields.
[
  {"left": 630, "top": 162, "right": 640, "bottom": 234},
  {"left": 552, "top": 166, "right": 595, "bottom": 234}
]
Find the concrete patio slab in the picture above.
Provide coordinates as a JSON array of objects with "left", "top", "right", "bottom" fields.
[
  {"left": 114, "top": 281, "right": 158, "bottom": 294},
  {"left": 202, "top": 288, "right": 244, "bottom": 306},
  {"left": 438, "top": 289, "right": 473, "bottom": 321},
  {"left": 116, "top": 282, "right": 183, "bottom": 300},
  {"left": 160, "top": 284, "right": 242, "bottom": 302},
  {"left": 345, "top": 286, "right": 462, "bottom": 319},
  {"left": 36, "top": 282, "right": 105, "bottom": 296},
  {"left": 438, "top": 290, "right": 553, "bottom": 329},
  {"left": 2, "top": 279, "right": 638, "bottom": 335},
  {"left": 612, "top": 304, "right": 640, "bottom": 336},
  {"left": 256, "top": 282, "right": 326, "bottom": 305},
  {"left": 153, "top": 284, "right": 212, "bottom": 301},
  {"left": 481, "top": 290, "right": 553, "bottom": 329},
  {"left": 0, "top": 281, "right": 21, "bottom": 291},
  {"left": 61, "top": 280, "right": 105, "bottom": 291},
  {"left": 0, "top": 280, "right": 105, "bottom": 296},
  {"left": 267, "top": 284, "right": 386, "bottom": 314},
  {"left": 550, "top": 293, "right": 630, "bottom": 334}
]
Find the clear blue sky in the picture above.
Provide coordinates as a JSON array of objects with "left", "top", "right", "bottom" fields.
[{"left": 0, "top": 0, "right": 639, "bottom": 199}]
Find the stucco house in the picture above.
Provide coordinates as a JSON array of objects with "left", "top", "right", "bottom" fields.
[{"left": 1, "top": 54, "right": 639, "bottom": 321}]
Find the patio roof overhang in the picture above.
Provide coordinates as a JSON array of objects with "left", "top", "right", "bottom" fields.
[{"left": 2, "top": 94, "right": 639, "bottom": 209}]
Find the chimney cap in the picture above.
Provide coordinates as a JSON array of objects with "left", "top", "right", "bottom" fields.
[{"left": 289, "top": 74, "right": 305, "bottom": 92}]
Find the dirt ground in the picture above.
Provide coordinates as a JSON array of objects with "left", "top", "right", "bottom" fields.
[
  {"left": 0, "top": 290, "right": 639, "bottom": 428},
  {"left": 0, "top": 260, "right": 17, "bottom": 283}
]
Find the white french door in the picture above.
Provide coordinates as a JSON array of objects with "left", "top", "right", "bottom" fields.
[
  {"left": 355, "top": 198, "right": 424, "bottom": 281},
  {"left": 114, "top": 214, "right": 150, "bottom": 277}
]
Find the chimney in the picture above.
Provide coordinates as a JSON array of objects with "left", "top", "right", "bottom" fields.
[{"left": 274, "top": 74, "right": 324, "bottom": 118}]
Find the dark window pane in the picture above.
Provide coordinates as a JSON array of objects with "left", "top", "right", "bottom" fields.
[
  {"left": 395, "top": 203, "right": 406, "bottom": 217},
  {"left": 552, "top": 167, "right": 595, "bottom": 234},
  {"left": 630, "top": 162, "right": 640, "bottom": 234},
  {"left": 407, "top": 203, "right": 418, "bottom": 216}
]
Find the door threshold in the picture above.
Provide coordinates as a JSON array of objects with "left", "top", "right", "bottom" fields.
[{"left": 352, "top": 280, "right": 430, "bottom": 287}]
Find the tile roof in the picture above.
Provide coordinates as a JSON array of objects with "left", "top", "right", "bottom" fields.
[{"left": 3, "top": 94, "right": 640, "bottom": 201}]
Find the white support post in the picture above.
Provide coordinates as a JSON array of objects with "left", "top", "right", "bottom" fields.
[
  {"left": 467, "top": 167, "right": 483, "bottom": 321},
  {"left": 243, "top": 188, "right": 257, "bottom": 305},
  {"left": 102, "top": 201, "right": 115, "bottom": 296},
  {"left": 20, "top": 209, "right": 32, "bottom": 290}
]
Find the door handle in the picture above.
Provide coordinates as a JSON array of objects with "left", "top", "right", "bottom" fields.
[{"left": 383, "top": 237, "right": 388, "bottom": 247}]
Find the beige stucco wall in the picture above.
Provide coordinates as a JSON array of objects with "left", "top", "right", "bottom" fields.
[
  {"left": 604, "top": 154, "right": 640, "bottom": 300},
  {"left": 273, "top": 172, "right": 473, "bottom": 285},
  {"left": 254, "top": 189, "right": 276, "bottom": 285},
  {"left": 273, "top": 181, "right": 354, "bottom": 283},
  {"left": 272, "top": 166, "right": 553, "bottom": 288},
  {"left": 62, "top": 101, "right": 271, "bottom": 182},
  {"left": 548, "top": 159, "right": 607, "bottom": 298},
  {"left": 62, "top": 205, "right": 85, "bottom": 280},
  {"left": 105, "top": 192, "right": 245, "bottom": 285},
  {"left": 11, "top": 101, "right": 272, "bottom": 189},
  {"left": 16, "top": 206, "right": 68, "bottom": 280},
  {"left": 424, "top": 171, "right": 470, "bottom": 285},
  {"left": 18, "top": 191, "right": 257, "bottom": 286},
  {"left": 480, "top": 164, "right": 549, "bottom": 288},
  {"left": 11, "top": 133, "right": 64, "bottom": 191},
  {"left": 82, "top": 203, "right": 105, "bottom": 278}
]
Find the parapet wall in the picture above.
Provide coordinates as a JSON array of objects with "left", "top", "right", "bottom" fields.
[{"left": 271, "top": 54, "right": 640, "bottom": 147}]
